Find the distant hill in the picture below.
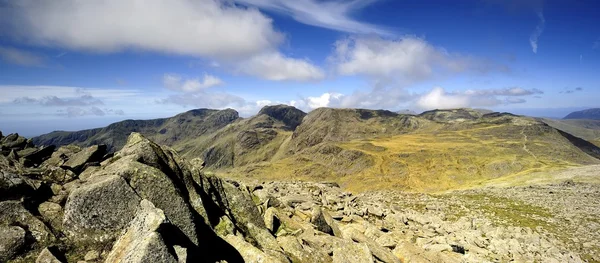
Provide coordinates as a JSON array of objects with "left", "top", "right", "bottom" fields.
[
  {"left": 541, "top": 118, "right": 600, "bottom": 147},
  {"left": 564, "top": 108, "right": 600, "bottom": 120},
  {"left": 33, "top": 106, "right": 600, "bottom": 192},
  {"left": 33, "top": 108, "right": 240, "bottom": 152}
]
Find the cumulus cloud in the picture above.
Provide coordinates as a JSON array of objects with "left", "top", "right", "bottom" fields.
[
  {"left": 417, "top": 87, "right": 471, "bottom": 110},
  {"left": 0, "top": 46, "right": 44, "bottom": 66},
  {"left": 0, "top": 0, "right": 323, "bottom": 82},
  {"left": 236, "top": 52, "right": 325, "bottom": 81},
  {"left": 529, "top": 11, "right": 545, "bottom": 54},
  {"left": 2, "top": 0, "right": 282, "bottom": 59},
  {"left": 163, "top": 74, "right": 224, "bottom": 92},
  {"left": 234, "top": 0, "right": 391, "bottom": 35},
  {"left": 329, "top": 36, "right": 503, "bottom": 82}
]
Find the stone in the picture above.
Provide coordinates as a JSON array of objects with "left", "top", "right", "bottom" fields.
[
  {"left": 0, "top": 225, "right": 27, "bottom": 262},
  {"left": 63, "top": 145, "right": 107, "bottom": 174},
  {"left": 280, "top": 195, "right": 313, "bottom": 208},
  {"left": 84, "top": 250, "right": 100, "bottom": 261},
  {"left": 3, "top": 134, "right": 27, "bottom": 149},
  {"left": 20, "top": 145, "right": 56, "bottom": 167},
  {"left": 38, "top": 202, "right": 63, "bottom": 230},
  {"left": 173, "top": 245, "right": 187, "bottom": 263},
  {"left": 36, "top": 247, "right": 63, "bottom": 263},
  {"left": 246, "top": 223, "right": 289, "bottom": 262},
  {"left": 43, "top": 167, "right": 77, "bottom": 184},
  {"left": 264, "top": 207, "right": 281, "bottom": 233},
  {"left": 342, "top": 226, "right": 400, "bottom": 263},
  {"left": 105, "top": 200, "right": 177, "bottom": 263},
  {"left": 0, "top": 201, "right": 53, "bottom": 244},
  {"left": 332, "top": 239, "right": 374, "bottom": 263},
  {"left": 0, "top": 171, "right": 35, "bottom": 200},
  {"left": 43, "top": 145, "right": 81, "bottom": 167},
  {"left": 277, "top": 236, "right": 332, "bottom": 263},
  {"left": 223, "top": 234, "right": 286, "bottom": 263},
  {"left": 311, "top": 206, "right": 342, "bottom": 237},
  {"left": 62, "top": 175, "right": 141, "bottom": 242}
]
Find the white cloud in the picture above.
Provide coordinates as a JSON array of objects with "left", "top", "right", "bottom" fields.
[
  {"left": 330, "top": 36, "right": 494, "bottom": 82},
  {"left": 529, "top": 11, "right": 545, "bottom": 54},
  {"left": 163, "top": 74, "right": 224, "bottom": 92},
  {"left": 417, "top": 87, "right": 470, "bottom": 110},
  {"left": 234, "top": 0, "right": 391, "bottom": 35},
  {"left": 3, "top": 0, "right": 283, "bottom": 59},
  {"left": 0, "top": 46, "right": 44, "bottom": 66},
  {"left": 416, "top": 87, "right": 543, "bottom": 110},
  {"left": 236, "top": 52, "right": 325, "bottom": 81},
  {"left": 0, "top": 86, "right": 140, "bottom": 104},
  {"left": 463, "top": 87, "right": 543, "bottom": 96}
]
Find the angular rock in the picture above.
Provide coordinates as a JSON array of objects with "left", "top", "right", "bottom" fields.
[
  {"left": 342, "top": 226, "right": 400, "bottom": 263},
  {"left": 105, "top": 200, "right": 177, "bottom": 263},
  {"left": 246, "top": 222, "right": 289, "bottom": 262},
  {"left": 43, "top": 167, "right": 77, "bottom": 184},
  {"left": 36, "top": 247, "right": 63, "bottom": 263},
  {"left": 332, "top": 239, "right": 374, "bottom": 263},
  {"left": 0, "top": 201, "right": 53, "bottom": 244},
  {"left": 62, "top": 175, "right": 141, "bottom": 242},
  {"left": 0, "top": 171, "right": 35, "bottom": 200},
  {"left": 0, "top": 225, "right": 27, "bottom": 262},
  {"left": 223, "top": 234, "right": 286, "bottom": 263},
  {"left": 311, "top": 206, "right": 342, "bottom": 237},
  {"left": 3, "top": 134, "right": 27, "bottom": 149},
  {"left": 264, "top": 207, "right": 281, "bottom": 234},
  {"left": 43, "top": 145, "right": 81, "bottom": 167},
  {"left": 277, "top": 236, "right": 332, "bottom": 263},
  {"left": 20, "top": 145, "right": 56, "bottom": 167},
  {"left": 38, "top": 201, "right": 63, "bottom": 230},
  {"left": 84, "top": 250, "right": 100, "bottom": 261},
  {"left": 63, "top": 145, "right": 107, "bottom": 174}
]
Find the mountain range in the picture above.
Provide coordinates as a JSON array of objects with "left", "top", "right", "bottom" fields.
[{"left": 33, "top": 106, "right": 600, "bottom": 192}]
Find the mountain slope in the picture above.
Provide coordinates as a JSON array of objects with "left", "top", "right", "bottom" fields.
[
  {"left": 541, "top": 118, "right": 600, "bottom": 147},
  {"left": 33, "top": 108, "right": 240, "bottom": 152},
  {"left": 564, "top": 108, "right": 600, "bottom": 120}
]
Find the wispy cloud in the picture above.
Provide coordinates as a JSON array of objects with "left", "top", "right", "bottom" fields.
[
  {"left": 162, "top": 73, "right": 224, "bottom": 92},
  {"left": 560, "top": 87, "right": 583, "bottom": 94},
  {"left": 0, "top": 46, "right": 44, "bottom": 66},
  {"left": 234, "top": 0, "right": 391, "bottom": 35},
  {"left": 529, "top": 10, "right": 545, "bottom": 54}
]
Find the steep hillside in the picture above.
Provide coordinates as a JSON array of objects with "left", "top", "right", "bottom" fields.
[
  {"left": 33, "top": 108, "right": 240, "bottom": 152},
  {"left": 541, "top": 118, "right": 600, "bottom": 147},
  {"left": 564, "top": 108, "right": 600, "bottom": 120}
]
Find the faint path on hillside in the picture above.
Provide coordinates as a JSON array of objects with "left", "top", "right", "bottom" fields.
[{"left": 521, "top": 128, "right": 538, "bottom": 160}]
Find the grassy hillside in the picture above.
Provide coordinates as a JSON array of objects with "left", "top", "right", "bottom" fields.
[
  {"left": 220, "top": 110, "right": 600, "bottom": 192},
  {"left": 33, "top": 106, "right": 600, "bottom": 193}
]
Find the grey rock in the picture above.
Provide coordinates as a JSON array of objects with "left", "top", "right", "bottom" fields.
[
  {"left": 0, "top": 171, "right": 35, "bottom": 200},
  {"left": 277, "top": 236, "right": 332, "bottom": 263},
  {"left": 0, "top": 201, "right": 53, "bottom": 244},
  {"left": 0, "top": 225, "right": 27, "bottom": 262},
  {"left": 84, "top": 250, "right": 100, "bottom": 261},
  {"left": 36, "top": 247, "right": 63, "bottom": 263},
  {"left": 38, "top": 201, "right": 63, "bottom": 231},
  {"left": 62, "top": 174, "right": 141, "bottom": 243},
  {"left": 105, "top": 200, "right": 177, "bottom": 263},
  {"left": 63, "top": 145, "right": 107, "bottom": 174},
  {"left": 332, "top": 238, "right": 374, "bottom": 263},
  {"left": 223, "top": 234, "right": 286, "bottom": 263},
  {"left": 311, "top": 206, "right": 342, "bottom": 237}
]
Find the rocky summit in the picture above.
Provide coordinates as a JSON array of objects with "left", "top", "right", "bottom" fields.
[{"left": 1, "top": 130, "right": 599, "bottom": 263}]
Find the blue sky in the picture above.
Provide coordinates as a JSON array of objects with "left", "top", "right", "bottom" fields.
[{"left": 0, "top": 0, "right": 599, "bottom": 136}]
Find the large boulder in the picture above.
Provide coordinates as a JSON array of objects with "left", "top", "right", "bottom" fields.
[
  {"left": 63, "top": 144, "right": 107, "bottom": 174},
  {"left": 311, "top": 206, "right": 342, "bottom": 237},
  {"left": 35, "top": 247, "right": 63, "bottom": 263},
  {"left": 2, "top": 133, "right": 27, "bottom": 149},
  {"left": 0, "top": 225, "right": 27, "bottom": 262},
  {"left": 223, "top": 234, "right": 286, "bottom": 263},
  {"left": 0, "top": 171, "right": 35, "bottom": 200},
  {"left": 277, "top": 236, "right": 332, "bottom": 263},
  {"left": 105, "top": 200, "right": 177, "bottom": 263},
  {"left": 0, "top": 201, "right": 53, "bottom": 244},
  {"left": 62, "top": 175, "right": 141, "bottom": 242},
  {"left": 20, "top": 145, "right": 56, "bottom": 167}
]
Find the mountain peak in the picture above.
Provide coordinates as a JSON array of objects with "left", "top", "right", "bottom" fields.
[
  {"left": 564, "top": 108, "right": 600, "bottom": 120},
  {"left": 258, "top": 104, "right": 306, "bottom": 130}
]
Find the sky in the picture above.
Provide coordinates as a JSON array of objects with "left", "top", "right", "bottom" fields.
[{"left": 0, "top": 0, "right": 599, "bottom": 137}]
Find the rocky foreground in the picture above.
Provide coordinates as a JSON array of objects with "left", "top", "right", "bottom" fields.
[{"left": 0, "top": 131, "right": 597, "bottom": 262}]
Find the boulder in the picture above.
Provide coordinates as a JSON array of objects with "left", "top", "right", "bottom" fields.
[
  {"left": 264, "top": 207, "right": 281, "bottom": 233},
  {"left": 246, "top": 223, "right": 289, "bottom": 262},
  {"left": 105, "top": 200, "right": 177, "bottom": 263},
  {"left": 38, "top": 201, "right": 63, "bottom": 230},
  {"left": 277, "top": 236, "right": 332, "bottom": 263},
  {"left": 36, "top": 247, "right": 63, "bottom": 263},
  {"left": 2, "top": 134, "right": 27, "bottom": 149},
  {"left": 20, "top": 145, "right": 56, "bottom": 167},
  {"left": 311, "top": 206, "right": 342, "bottom": 237},
  {"left": 62, "top": 175, "right": 141, "bottom": 242},
  {"left": 0, "top": 171, "right": 35, "bottom": 200},
  {"left": 43, "top": 167, "right": 77, "bottom": 184},
  {"left": 0, "top": 225, "right": 27, "bottom": 262},
  {"left": 0, "top": 201, "right": 53, "bottom": 244},
  {"left": 43, "top": 145, "right": 81, "bottom": 167},
  {"left": 341, "top": 226, "right": 400, "bottom": 263},
  {"left": 223, "top": 234, "right": 286, "bottom": 263},
  {"left": 332, "top": 238, "right": 374, "bottom": 263},
  {"left": 63, "top": 145, "right": 107, "bottom": 174}
]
